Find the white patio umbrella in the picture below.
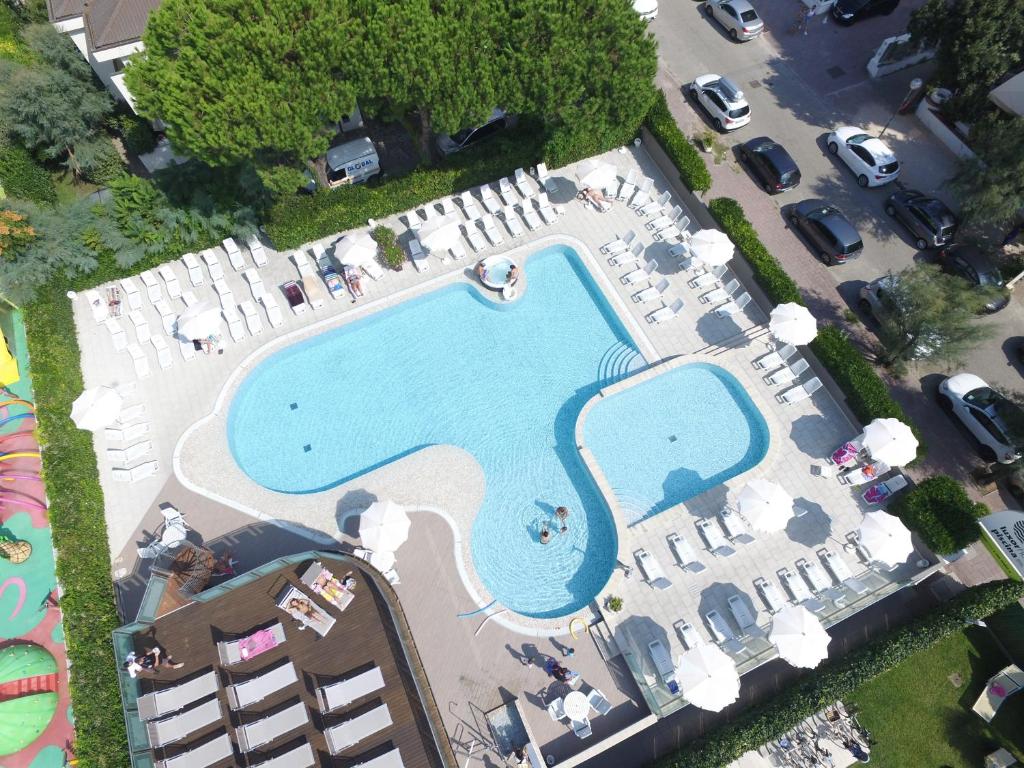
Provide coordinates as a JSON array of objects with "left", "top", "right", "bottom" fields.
[
  {"left": 769, "top": 605, "right": 831, "bottom": 669},
  {"left": 358, "top": 499, "right": 411, "bottom": 554},
  {"left": 769, "top": 303, "right": 818, "bottom": 346},
  {"left": 334, "top": 232, "right": 377, "bottom": 266},
  {"left": 675, "top": 644, "right": 740, "bottom": 712},
  {"left": 858, "top": 510, "right": 914, "bottom": 567},
  {"left": 737, "top": 479, "right": 794, "bottom": 532},
  {"left": 418, "top": 215, "right": 462, "bottom": 252},
  {"left": 860, "top": 418, "right": 918, "bottom": 467},
  {"left": 574, "top": 159, "right": 618, "bottom": 190},
  {"left": 688, "top": 229, "right": 734, "bottom": 267},
  {"left": 70, "top": 385, "right": 122, "bottom": 430},
  {"left": 176, "top": 302, "right": 222, "bottom": 341}
]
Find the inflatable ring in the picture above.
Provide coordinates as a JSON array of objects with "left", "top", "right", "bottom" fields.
[{"left": 569, "top": 617, "right": 588, "bottom": 640}]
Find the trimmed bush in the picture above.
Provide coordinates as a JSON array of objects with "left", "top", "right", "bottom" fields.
[
  {"left": 651, "top": 579, "right": 1024, "bottom": 768},
  {"left": 890, "top": 475, "right": 986, "bottom": 554},
  {"left": 105, "top": 110, "right": 158, "bottom": 157},
  {"left": 0, "top": 144, "right": 57, "bottom": 204},
  {"left": 644, "top": 90, "right": 712, "bottom": 194},
  {"left": 371, "top": 225, "right": 403, "bottom": 271},
  {"left": 708, "top": 197, "right": 802, "bottom": 305}
]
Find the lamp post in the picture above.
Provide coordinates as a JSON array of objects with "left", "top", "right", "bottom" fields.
[{"left": 879, "top": 77, "right": 923, "bottom": 138}]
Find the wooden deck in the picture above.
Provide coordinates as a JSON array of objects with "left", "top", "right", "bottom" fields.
[{"left": 133, "top": 555, "right": 447, "bottom": 767}]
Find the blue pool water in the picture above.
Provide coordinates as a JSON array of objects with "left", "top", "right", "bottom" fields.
[
  {"left": 583, "top": 363, "right": 769, "bottom": 524},
  {"left": 228, "top": 245, "right": 642, "bottom": 618}
]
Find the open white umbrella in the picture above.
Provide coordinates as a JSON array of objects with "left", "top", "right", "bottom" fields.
[
  {"left": 675, "top": 644, "right": 740, "bottom": 712},
  {"left": 418, "top": 215, "right": 462, "bottom": 252},
  {"left": 70, "top": 385, "right": 122, "bottom": 430},
  {"left": 737, "top": 479, "right": 794, "bottom": 532},
  {"left": 860, "top": 418, "right": 918, "bottom": 467},
  {"left": 858, "top": 510, "right": 914, "bottom": 567},
  {"left": 689, "top": 229, "right": 734, "bottom": 267},
  {"left": 358, "top": 499, "right": 411, "bottom": 554},
  {"left": 770, "top": 605, "right": 831, "bottom": 669},
  {"left": 176, "top": 302, "right": 222, "bottom": 341},
  {"left": 769, "top": 303, "right": 818, "bottom": 346},
  {"left": 574, "top": 159, "right": 618, "bottom": 190},
  {"left": 334, "top": 232, "right": 377, "bottom": 266}
]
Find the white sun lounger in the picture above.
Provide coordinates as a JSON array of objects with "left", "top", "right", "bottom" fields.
[
  {"left": 449, "top": 242, "right": 467, "bottom": 261},
  {"left": 778, "top": 567, "right": 814, "bottom": 604},
  {"left": 316, "top": 666, "right": 385, "bottom": 713},
  {"left": 480, "top": 214, "right": 504, "bottom": 246},
  {"left": 154, "top": 733, "right": 234, "bottom": 768},
  {"left": 106, "top": 440, "right": 152, "bottom": 467},
  {"left": 359, "top": 255, "right": 385, "bottom": 284},
  {"left": 116, "top": 403, "right": 146, "bottom": 424},
  {"left": 120, "top": 277, "right": 143, "bottom": 310},
  {"left": 701, "top": 278, "right": 740, "bottom": 305},
  {"left": 260, "top": 293, "right": 283, "bottom": 328},
  {"left": 127, "top": 343, "right": 150, "bottom": 379},
  {"left": 146, "top": 698, "right": 223, "bottom": 748},
  {"left": 355, "top": 747, "right": 405, "bottom": 768},
  {"left": 600, "top": 231, "right": 636, "bottom": 255},
  {"left": 139, "top": 270, "right": 162, "bottom": 303},
  {"left": 520, "top": 202, "right": 542, "bottom": 230},
  {"left": 240, "top": 300, "right": 263, "bottom": 335},
  {"left": 647, "top": 298, "right": 684, "bottom": 325},
  {"left": 689, "top": 265, "right": 728, "bottom": 289},
  {"left": 222, "top": 307, "right": 244, "bottom": 342},
  {"left": 226, "top": 661, "right": 298, "bottom": 711},
  {"left": 818, "top": 549, "right": 869, "bottom": 595},
  {"left": 137, "top": 670, "right": 219, "bottom": 721},
  {"left": 617, "top": 168, "right": 638, "bottom": 201},
  {"left": 647, "top": 205, "right": 683, "bottom": 232},
  {"left": 637, "top": 191, "right": 671, "bottom": 217},
  {"left": 634, "top": 277, "right": 670, "bottom": 304},
  {"left": 249, "top": 741, "right": 316, "bottom": 768},
  {"left": 647, "top": 640, "right": 679, "bottom": 694},
  {"left": 609, "top": 240, "right": 644, "bottom": 268},
  {"left": 463, "top": 223, "right": 486, "bottom": 252},
  {"left": 715, "top": 292, "right": 751, "bottom": 318},
  {"left": 213, "top": 277, "right": 232, "bottom": 299},
  {"left": 675, "top": 620, "right": 704, "bottom": 650},
  {"left": 217, "top": 622, "right": 286, "bottom": 665},
  {"left": 502, "top": 205, "right": 524, "bottom": 238},
  {"left": 151, "top": 335, "right": 173, "bottom": 369},
  {"left": 105, "top": 317, "right": 128, "bottom": 351},
  {"left": 236, "top": 700, "right": 307, "bottom": 753},
  {"left": 536, "top": 192, "right": 558, "bottom": 225},
  {"left": 667, "top": 532, "right": 705, "bottom": 573},
  {"left": 84, "top": 289, "right": 108, "bottom": 323},
  {"left": 634, "top": 548, "right": 672, "bottom": 590},
  {"left": 459, "top": 191, "right": 482, "bottom": 220},
  {"left": 797, "top": 557, "right": 833, "bottom": 595},
  {"left": 178, "top": 338, "right": 196, "bottom": 361},
  {"left": 154, "top": 265, "right": 181, "bottom": 302},
  {"left": 728, "top": 595, "right": 758, "bottom": 634},
  {"left": 534, "top": 162, "right": 556, "bottom": 193},
  {"left": 325, "top": 703, "right": 392, "bottom": 755},
  {"left": 780, "top": 377, "right": 823, "bottom": 404},
  {"left": 766, "top": 357, "right": 810, "bottom": 386},
  {"left": 629, "top": 178, "right": 654, "bottom": 209},
  {"left": 408, "top": 238, "right": 429, "bottom": 272},
  {"left": 697, "top": 518, "right": 736, "bottom": 557},
  {"left": 498, "top": 177, "right": 516, "bottom": 206},
  {"left": 276, "top": 585, "right": 335, "bottom": 635},
  {"left": 248, "top": 235, "right": 269, "bottom": 267},
  {"left": 479, "top": 185, "right": 502, "bottom": 215},
  {"left": 514, "top": 167, "right": 534, "bottom": 198},
  {"left": 720, "top": 508, "right": 755, "bottom": 545},
  {"left": 181, "top": 290, "right": 198, "bottom": 307},
  {"left": 755, "top": 343, "right": 796, "bottom": 370},
  {"left": 200, "top": 249, "right": 224, "bottom": 280},
  {"left": 125, "top": 311, "right": 149, "bottom": 345},
  {"left": 105, "top": 422, "right": 149, "bottom": 442},
  {"left": 705, "top": 609, "right": 743, "bottom": 652},
  {"left": 153, "top": 299, "right": 175, "bottom": 335},
  {"left": 754, "top": 576, "right": 786, "bottom": 614},
  {"left": 112, "top": 460, "right": 159, "bottom": 483},
  {"left": 181, "top": 253, "right": 204, "bottom": 286},
  {"left": 404, "top": 211, "right": 422, "bottom": 232},
  {"left": 622, "top": 259, "right": 658, "bottom": 286},
  {"left": 439, "top": 196, "right": 458, "bottom": 216},
  {"left": 223, "top": 237, "right": 245, "bottom": 270},
  {"left": 243, "top": 268, "right": 265, "bottom": 301}
]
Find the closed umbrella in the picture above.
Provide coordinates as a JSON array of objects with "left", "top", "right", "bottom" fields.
[
  {"left": 334, "top": 232, "right": 377, "bottom": 266},
  {"left": 176, "top": 303, "right": 222, "bottom": 341},
  {"left": 675, "top": 644, "right": 740, "bottom": 712},
  {"left": 418, "top": 215, "right": 462, "bottom": 252},
  {"left": 860, "top": 418, "right": 918, "bottom": 467},
  {"left": 575, "top": 159, "right": 618, "bottom": 190},
  {"left": 858, "top": 510, "right": 914, "bottom": 567},
  {"left": 689, "top": 229, "right": 734, "bottom": 267},
  {"left": 358, "top": 499, "right": 411, "bottom": 554},
  {"left": 70, "top": 386, "right": 122, "bottom": 430},
  {"left": 770, "top": 605, "right": 831, "bottom": 669},
  {"left": 737, "top": 479, "right": 794, "bottom": 532},
  {"left": 769, "top": 303, "right": 817, "bottom": 346}
]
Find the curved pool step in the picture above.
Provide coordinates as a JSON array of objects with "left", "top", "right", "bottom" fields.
[
  {"left": 596, "top": 342, "right": 644, "bottom": 386},
  {"left": 607, "top": 488, "right": 659, "bottom": 526}
]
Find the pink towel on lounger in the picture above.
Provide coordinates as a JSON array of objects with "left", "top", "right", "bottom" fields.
[{"left": 238, "top": 628, "right": 280, "bottom": 660}]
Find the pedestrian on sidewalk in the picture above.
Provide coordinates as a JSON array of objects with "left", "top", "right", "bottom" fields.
[{"left": 798, "top": 3, "right": 817, "bottom": 34}]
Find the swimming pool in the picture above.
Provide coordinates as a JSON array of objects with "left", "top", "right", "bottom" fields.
[
  {"left": 582, "top": 363, "right": 769, "bottom": 524},
  {"left": 228, "top": 245, "right": 642, "bottom": 618}
]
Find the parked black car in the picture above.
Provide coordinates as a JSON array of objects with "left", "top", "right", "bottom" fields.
[
  {"left": 938, "top": 244, "right": 1011, "bottom": 313},
  {"left": 787, "top": 199, "right": 863, "bottom": 265},
  {"left": 885, "top": 190, "right": 957, "bottom": 250},
  {"left": 738, "top": 137, "right": 801, "bottom": 194},
  {"left": 831, "top": 0, "right": 899, "bottom": 24}
]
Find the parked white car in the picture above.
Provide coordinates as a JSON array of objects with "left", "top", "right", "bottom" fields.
[
  {"left": 689, "top": 75, "right": 751, "bottom": 132},
  {"left": 634, "top": 0, "right": 659, "bottom": 20},
  {"left": 826, "top": 127, "right": 900, "bottom": 187},
  {"left": 938, "top": 373, "right": 1023, "bottom": 464}
]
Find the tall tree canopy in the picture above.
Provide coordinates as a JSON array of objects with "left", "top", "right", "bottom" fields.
[
  {"left": 951, "top": 114, "right": 1024, "bottom": 229},
  {"left": 909, "top": 0, "right": 1024, "bottom": 122},
  {"left": 126, "top": 0, "right": 363, "bottom": 166}
]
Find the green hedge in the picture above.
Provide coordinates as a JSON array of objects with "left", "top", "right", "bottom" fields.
[
  {"left": 651, "top": 579, "right": 1024, "bottom": 768},
  {"left": 890, "top": 475, "right": 986, "bottom": 554},
  {"left": 645, "top": 90, "right": 712, "bottom": 194},
  {"left": 0, "top": 144, "right": 57, "bottom": 204}
]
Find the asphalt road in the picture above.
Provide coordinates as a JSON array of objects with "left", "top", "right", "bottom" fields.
[{"left": 649, "top": 0, "right": 1024, "bottom": 482}]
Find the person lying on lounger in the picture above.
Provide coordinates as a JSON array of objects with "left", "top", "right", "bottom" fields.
[
  {"left": 341, "top": 264, "right": 364, "bottom": 299},
  {"left": 287, "top": 596, "right": 328, "bottom": 623},
  {"left": 579, "top": 187, "right": 612, "bottom": 210}
]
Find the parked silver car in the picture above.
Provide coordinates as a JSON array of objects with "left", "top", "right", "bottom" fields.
[{"left": 704, "top": 0, "right": 764, "bottom": 40}]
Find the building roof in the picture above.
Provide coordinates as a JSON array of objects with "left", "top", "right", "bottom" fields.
[
  {"left": 113, "top": 552, "right": 454, "bottom": 768},
  {"left": 45, "top": 0, "right": 85, "bottom": 23},
  {"left": 990, "top": 71, "right": 1024, "bottom": 118},
  {"left": 82, "top": 0, "right": 161, "bottom": 51}
]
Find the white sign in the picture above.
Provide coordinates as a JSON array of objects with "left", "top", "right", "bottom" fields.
[{"left": 979, "top": 510, "right": 1024, "bottom": 578}]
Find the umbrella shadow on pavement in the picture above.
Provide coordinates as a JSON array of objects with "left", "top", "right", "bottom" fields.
[{"left": 785, "top": 499, "right": 832, "bottom": 547}]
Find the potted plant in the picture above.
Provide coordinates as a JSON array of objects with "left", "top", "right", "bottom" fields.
[
  {"left": 371, "top": 225, "right": 404, "bottom": 271},
  {"left": 695, "top": 129, "right": 716, "bottom": 154},
  {"left": 605, "top": 595, "right": 623, "bottom": 612}
]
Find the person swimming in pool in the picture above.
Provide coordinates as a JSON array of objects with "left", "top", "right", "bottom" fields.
[
  {"left": 507, "top": 264, "right": 520, "bottom": 285},
  {"left": 475, "top": 261, "right": 487, "bottom": 282}
]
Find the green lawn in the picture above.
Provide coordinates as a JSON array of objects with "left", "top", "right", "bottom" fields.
[{"left": 850, "top": 625, "right": 1024, "bottom": 768}]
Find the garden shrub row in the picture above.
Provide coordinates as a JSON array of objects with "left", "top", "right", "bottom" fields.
[
  {"left": 651, "top": 579, "right": 1024, "bottom": 768},
  {"left": 0, "top": 143, "right": 56, "bottom": 204},
  {"left": 889, "top": 475, "right": 986, "bottom": 554},
  {"left": 644, "top": 90, "right": 712, "bottom": 194}
]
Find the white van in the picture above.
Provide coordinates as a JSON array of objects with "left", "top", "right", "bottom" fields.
[{"left": 325, "top": 137, "right": 380, "bottom": 188}]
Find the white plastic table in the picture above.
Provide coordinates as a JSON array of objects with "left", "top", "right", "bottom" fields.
[{"left": 563, "top": 691, "right": 590, "bottom": 721}]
